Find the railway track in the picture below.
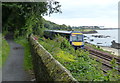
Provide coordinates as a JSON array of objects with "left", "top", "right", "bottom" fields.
[{"left": 84, "top": 46, "right": 120, "bottom": 73}]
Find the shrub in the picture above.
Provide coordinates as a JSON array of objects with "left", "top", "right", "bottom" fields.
[
  {"left": 1, "top": 35, "right": 10, "bottom": 67},
  {"left": 38, "top": 35, "right": 120, "bottom": 81},
  {"left": 15, "top": 37, "right": 33, "bottom": 70}
]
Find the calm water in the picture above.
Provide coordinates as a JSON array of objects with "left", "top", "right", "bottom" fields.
[{"left": 84, "top": 29, "right": 119, "bottom": 47}]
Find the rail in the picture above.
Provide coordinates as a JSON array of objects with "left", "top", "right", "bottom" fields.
[{"left": 85, "top": 46, "right": 120, "bottom": 73}]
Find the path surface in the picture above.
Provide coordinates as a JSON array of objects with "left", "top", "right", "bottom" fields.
[{"left": 2, "top": 40, "right": 31, "bottom": 81}]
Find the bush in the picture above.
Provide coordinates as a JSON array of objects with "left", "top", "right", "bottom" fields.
[
  {"left": 39, "top": 35, "right": 120, "bottom": 81},
  {"left": 1, "top": 35, "right": 10, "bottom": 67}
]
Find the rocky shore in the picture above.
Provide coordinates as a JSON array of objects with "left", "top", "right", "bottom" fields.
[
  {"left": 81, "top": 30, "right": 97, "bottom": 34},
  {"left": 111, "top": 40, "right": 120, "bottom": 49}
]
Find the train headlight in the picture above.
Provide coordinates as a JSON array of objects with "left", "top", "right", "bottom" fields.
[{"left": 72, "top": 42, "right": 84, "bottom": 46}]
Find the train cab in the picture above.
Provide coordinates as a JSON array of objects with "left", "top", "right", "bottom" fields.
[
  {"left": 44, "top": 30, "right": 84, "bottom": 50},
  {"left": 70, "top": 31, "right": 84, "bottom": 49}
]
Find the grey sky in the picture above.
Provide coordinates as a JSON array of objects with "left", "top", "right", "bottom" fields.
[{"left": 44, "top": 0, "right": 119, "bottom": 28}]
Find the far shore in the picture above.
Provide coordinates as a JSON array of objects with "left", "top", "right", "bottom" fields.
[
  {"left": 81, "top": 30, "right": 97, "bottom": 34},
  {"left": 98, "top": 28, "right": 119, "bottom": 30}
]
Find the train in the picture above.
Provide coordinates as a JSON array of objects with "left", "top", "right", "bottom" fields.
[{"left": 44, "top": 30, "right": 84, "bottom": 49}]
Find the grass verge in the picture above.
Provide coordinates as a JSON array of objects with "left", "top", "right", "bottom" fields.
[
  {"left": 14, "top": 36, "right": 33, "bottom": 71},
  {"left": 0, "top": 34, "right": 10, "bottom": 67}
]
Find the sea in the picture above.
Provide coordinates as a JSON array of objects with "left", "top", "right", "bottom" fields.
[{"left": 84, "top": 28, "right": 120, "bottom": 47}]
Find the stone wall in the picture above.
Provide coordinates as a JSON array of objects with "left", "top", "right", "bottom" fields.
[{"left": 29, "top": 35, "right": 78, "bottom": 82}]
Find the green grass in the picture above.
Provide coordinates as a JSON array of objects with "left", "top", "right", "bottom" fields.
[
  {"left": 0, "top": 33, "right": 2, "bottom": 67},
  {"left": 0, "top": 34, "right": 10, "bottom": 67},
  {"left": 14, "top": 37, "right": 33, "bottom": 71},
  {"left": 38, "top": 35, "right": 120, "bottom": 81}
]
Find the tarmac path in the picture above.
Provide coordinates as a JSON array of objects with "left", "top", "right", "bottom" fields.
[{"left": 2, "top": 39, "right": 31, "bottom": 81}]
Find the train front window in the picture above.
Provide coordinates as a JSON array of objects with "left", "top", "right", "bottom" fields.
[{"left": 72, "top": 35, "right": 83, "bottom": 42}]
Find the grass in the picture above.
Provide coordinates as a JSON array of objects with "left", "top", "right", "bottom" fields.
[
  {"left": 12, "top": 34, "right": 119, "bottom": 81},
  {"left": 14, "top": 36, "right": 33, "bottom": 71},
  {"left": 0, "top": 33, "right": 2, "bottom": 67},
  {"left": 38, "top": 35, "right": 120, "bottom": 81},
  {"left": 0, "top": 34, "right": 10, "bottom": 67}
]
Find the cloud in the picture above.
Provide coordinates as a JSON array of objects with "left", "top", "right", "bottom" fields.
[
  {"left": 43, "top": 0, "right": 119, "bottom": 28},
  {"left": 44, "top": 17, "right": 117, "bottom": 28}
]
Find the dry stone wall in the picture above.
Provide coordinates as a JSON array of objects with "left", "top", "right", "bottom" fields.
[{"left": 29, "top": 35, "right": 78, "bottom": 82}]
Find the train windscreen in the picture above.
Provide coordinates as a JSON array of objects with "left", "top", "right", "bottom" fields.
[{"left": 71, "top": 35, "right": 83, "bottom": 42}]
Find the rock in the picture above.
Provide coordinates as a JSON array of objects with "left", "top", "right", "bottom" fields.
[
  {"left": 111, "top": 40, "right": 120, "bottom": 49},
  {"left": 84, "top": 35, "right": 87, "bottom": 37},
  {"left": 90, "top": 39, "right": 94, "bottom": 41},
  {"left": 106, "top": 36, "right": 110, "bottom": 38},
  {"left": 92, "top": 34, "right": 110, "bottom": 38},
  {"left": 97, "top": 43, "right": 102, "bottom": 44}
]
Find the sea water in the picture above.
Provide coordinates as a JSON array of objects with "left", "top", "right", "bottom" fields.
[{"left": 84, "top": 29, "right": 119, "bottom": 47}]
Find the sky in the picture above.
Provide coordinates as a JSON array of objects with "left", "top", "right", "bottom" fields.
[{"left": 43, "top": 0, "right": 119, "bottom": 28}]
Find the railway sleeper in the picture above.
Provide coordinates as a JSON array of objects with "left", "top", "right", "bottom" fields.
[{"left": 89, "top": 54, "right": 120, "bottom": 72}]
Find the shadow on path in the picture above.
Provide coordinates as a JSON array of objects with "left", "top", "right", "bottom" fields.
[{"left": 2, "top": 37, "right": 31, "bottom": 81}]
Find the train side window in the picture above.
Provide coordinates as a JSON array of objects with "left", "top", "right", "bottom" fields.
[{"left": 70, "top": 36, "right": 72, "bottom": 41}]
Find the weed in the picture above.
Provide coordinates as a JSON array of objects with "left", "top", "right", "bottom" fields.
[
  {"left": 15, "top": 37, "right": 33, "bottom": 71},
  {"left": 1, "top": 35, "right": 10, "bottom": 67},
  {"left": 38, "top": 35, "right": 120, "bottom": 81},
  {"left": 38, "top": 36, "right": 106, "bottom": 81}
]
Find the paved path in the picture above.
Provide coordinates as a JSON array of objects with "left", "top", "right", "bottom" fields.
[{"left": 2, "top": 40, "right": 31, "bottom": 81}]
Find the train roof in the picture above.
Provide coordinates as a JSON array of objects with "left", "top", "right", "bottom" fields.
[
  {"left": 44, "top": 30, "right": 82, "bottom": 34},
  {"left": 71, "top": 31, "right": 82, "bottom": 33},
  {"left": 45, "top": 30, "right": 72, "bottom": 34}
]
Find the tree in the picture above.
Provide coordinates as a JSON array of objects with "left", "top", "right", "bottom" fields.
[{"left": 2, "top": 1, "right": 62, "bottom": 37}]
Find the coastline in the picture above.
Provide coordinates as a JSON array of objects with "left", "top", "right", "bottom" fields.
[
  {"left": 85, "top": 43, "right": 119, "bottom": 56},
  {"left": 81, "top": 30, "right": 97, "bottom": 34},
  {"left": 100, "top": 46, "right": 119, "bottom": 56}
]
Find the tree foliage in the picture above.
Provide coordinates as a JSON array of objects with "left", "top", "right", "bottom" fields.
[
  {"left": 2, "top": 1, "right": 62, "bottom": 37},
  {"left": 43, "top": 19, "right": 72, "bottom": 30}
]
